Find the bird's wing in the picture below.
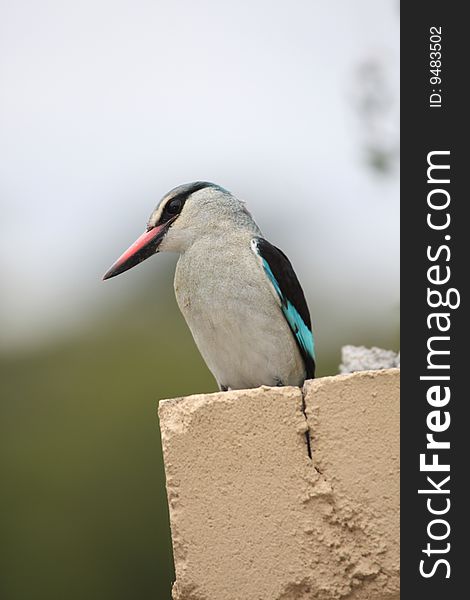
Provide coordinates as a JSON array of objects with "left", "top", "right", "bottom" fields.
[{"left": 251, "top": 237, "right": 315, "bottom": 379}]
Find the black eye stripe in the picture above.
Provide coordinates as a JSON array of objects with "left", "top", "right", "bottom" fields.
[
  {"left": 166, "top": 198, "right": 182, "bottom": 214},
  {"left": 156, "top": 181, "right": 217, "bottom": 226},
  {"left": 161, "top": 197, "right": 184, "bottom": 223}
]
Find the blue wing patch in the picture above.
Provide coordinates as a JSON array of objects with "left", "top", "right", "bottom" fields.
[
  {"left": 261, "top": 258, "right": 315, "bottom": 360},
  {"left": 251, "top": 238, "right": 315, "bottom": 378}
]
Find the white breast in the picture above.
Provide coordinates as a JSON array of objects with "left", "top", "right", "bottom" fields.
[{"left": 174, "top": 233, "right": 305, "bottom": 389}]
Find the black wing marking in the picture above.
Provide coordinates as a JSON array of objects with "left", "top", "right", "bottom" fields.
[{"left": 253, "top": 237, "right": 315, "bottom": 379}]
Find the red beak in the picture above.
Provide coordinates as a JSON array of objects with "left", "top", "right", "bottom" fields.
[{"left": 102, "top": 221, "right": 172, "bottom": 280}]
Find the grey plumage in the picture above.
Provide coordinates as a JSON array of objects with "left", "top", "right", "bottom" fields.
[{"left": 103, "top": 182, "right": 314, "bottom": 390}]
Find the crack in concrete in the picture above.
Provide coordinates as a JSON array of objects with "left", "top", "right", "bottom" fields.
[
  {"left": 300, "top": 388, "right": 312, "bottom": 460},
  {"left": 300, "top": 384, "right": 313, "bottom": 460},
  {"left": 160, "top": 371, "right": 400, "bottom": 599}
]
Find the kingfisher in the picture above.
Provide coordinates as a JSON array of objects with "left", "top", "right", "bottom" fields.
[{"left": 103, "top": 182, "right": 315, "bottom": 390}]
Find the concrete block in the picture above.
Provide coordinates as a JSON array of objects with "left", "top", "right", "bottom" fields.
[
  {"left": 158, "top": 369, "right": 399, "bottom": 600},
  {"left": 339, "top": 345, "right": 400, "bottom": 373}
]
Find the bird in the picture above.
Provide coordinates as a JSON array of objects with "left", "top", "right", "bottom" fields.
[{"left": 103, "top": 182, "right": 315, "bottom": 391}]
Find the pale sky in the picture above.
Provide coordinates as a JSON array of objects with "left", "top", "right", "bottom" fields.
[{"left": 0, "top": 0, "right": 399, "bottom": 351}]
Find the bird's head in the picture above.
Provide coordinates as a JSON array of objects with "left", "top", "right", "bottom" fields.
[{"left": 102, "top": 181, "right": 257, "bottom": 280}]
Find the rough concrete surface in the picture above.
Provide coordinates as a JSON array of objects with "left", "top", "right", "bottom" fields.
[
  {"left": 339, "top": 346, "right": 400, "bottom": 374},
  {"left": 158, "top": 369, "right": 399, "bottom": 600}
]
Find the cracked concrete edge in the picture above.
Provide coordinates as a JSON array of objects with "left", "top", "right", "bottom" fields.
[
  {"left": 302, "top": 369, "right": 400, "bottom": 599},
  {"left": 158, "top": 369, "right": 400, "bottom": 600}
]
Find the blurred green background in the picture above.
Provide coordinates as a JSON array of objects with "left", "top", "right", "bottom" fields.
[
  {"left": 1, "top": 284, "right": 209, "bottom": 600},
  {"left": 0, "top": 278, "right": 398, "bottom": 600},
  {"left": 0, "top": 1, "right": 398, "bottom": 598}
]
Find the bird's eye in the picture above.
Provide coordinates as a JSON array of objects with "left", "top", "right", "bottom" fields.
[{"left": 166, "top": 198, "right": 182, "bottom": 215}]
